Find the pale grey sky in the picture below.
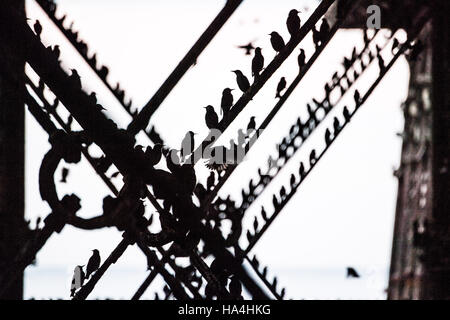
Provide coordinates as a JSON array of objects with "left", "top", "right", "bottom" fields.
[{"left": 23, "top": 0, "right": 409, "bottom": 299}]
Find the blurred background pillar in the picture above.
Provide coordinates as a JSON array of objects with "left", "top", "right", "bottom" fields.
[
  {"left": 0, "top": 0, "right": 26, "bottom": 300},
  {"left": 423, "top": 0, "right": 450, "bottom": 300}
]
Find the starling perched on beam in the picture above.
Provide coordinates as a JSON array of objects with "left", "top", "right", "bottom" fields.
[
  {"left": 275, "top": 77, "right": 287, "bottom": 99},
  {"left": 34, "top": 20, "right": 42, "bottom": 39},
  {"left": 70, "top": 265, "right": 85, "bottom": 297},
  {"left": 232, "top": 70, "right": 250, "bottom": 93},
  {"left": 286, "top": 9, "right": 301, "bottom": 37},
  {"left": 269, "top": 32, "right": 285, "bottom": 53},
  {"left": 247, "top": 116, "right": 256, "bottom": 133},
  {"left": 252, "top": 47, "right": 264, "bottom": 78},
  {"left": 204, "top": 105, "right": 219, "bottom": 129},
  {"left": 180, "top": 131, "right": 196, "bottom": 161},
  {"left": 85, "top": 249, "right": 100, "bottom": 279},
  {"left": 297, "top": 48, "right": 306, "bottom": 71},
  {"left": 221, "top": 88, "right": 234, "bottom": 116},
  {"left": 70, "top": 69, "right": 82, "bottom": 89},
  {"left": 145, "top": 144, "right": 163, "bottom": 166}
]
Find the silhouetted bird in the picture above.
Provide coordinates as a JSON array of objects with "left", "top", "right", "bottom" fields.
[
  {"left": 288, "top": 174, "right": 296, "bottom": 188},
  {"left": 60, "top": 167, "right": 69, "bottom": 183},
  {"left": 325, "top": 128, "right": 332, "bottom": 146},
  {"left": 70, "top": 69, "right": 81, "bottom": 89},
  {"left": 287, "top": 9, "right": 301, "bottom": 37},
  {"left": 70, "top": 265, "right": 85, "bottom": 297},
  {"left": 343, "top": 106, "right": 351, "bottom": 123},
  {"left": 85, "top": 249, "right": 100, "bottom": 279},
  {"left": 343, "top": 56, "right": 352, "bottom": 70},
  {"left": 237, "top": 42, "right": 255, "bottom": 55},
  {"left": 232, "top": 70, "right": 250, "bottom": 93},
  {"left": 280, "top": 186, "right": 286, "bottom": 199},
  {"left": 391, "top": 38, "right": 400, "bottom": 54},
  {"left": 324, "top": 82, "right": 331, "bottom": 98},
  {"left": 229, "top": 276, "right": 242, "bottom": 298},
  {"left": 110, "top": 171, "right": 120, "bottom": 179},
  {"left": 206, "top": 171, "right": 215, "bottom": 191},
  {"left": 377, "top": 54, "right": 385, "bottom": 73},
  {"left": 53, "top": 45, "right": 60, "bottom": 60},
  {"left": 276, "top": 77, "right": 287, "bottom": 98},
  {"left": 320, "top": 18, "right": 330, "bottom": 43},
  {"left": 145, "top": 144, "right": 163, "bottom": 166},
  {"left": 252, "top": 47, "right": 264, "bottom": 78},
  {"left": 247, "top": 116, "right": 256, "bottom": 133},
  {"left": 272, "top": 194, "right": 279, "bottom": 209},
  {"left": 180, "top": 131, "right": 196, "bottom": 161},
  {"left": 35, "top": 217, "right": 41, "bottom": 229},
  {"left": 307, "top": 103, "right": 316, "bottom": 123},
  {"left": 346, "top": 267, "right": 360, "bottom": 278},
  {"left": 333, "top": 117, "right": 341, "bottom": 133},
  {"left": 261, "top": 206, "right": 268, "bottom": 221},
  {"left": 363, "top": 28, "right": 369, "bottom": 44},
  {"left": 221, "top": 88, "right": 234, "bottom": 116},
  {"left": 88, "top": 92, "right": 97, "bottom": 105},
  {"left": 312, "top": 26, "right": 321, "bottom": 48},
  {"left": 354, "top": 89, "right": 361, "bottom": 105},
  {"left": 309, "top": 149, "right": 316, "bottom": 165},
  {"left": 204, "top": 105, "right": 219, "bottom": 129},
  {"left": 299, "top": 162, "right": 305, "bottom": 178},
  {"left": 237, "top": 129, "right": 246, "bottom": 146},
  {"left": 351, "top": 47, "right": 357, "bottom": 62},
  {"left": 34, "top": 20, "right": 42, "bottom": 39},
  {"left": 269, "top": 32, "right": 285, "bottom": 53},
  {"left": 409, "top": 40, "right": 424, "bottom": 61},
  {"left": 297, "top": 48, "right": 306, "bottom": 70},
  {"left": 253, "top": 216, "right": 259, "bottom": 231},
  {"left": 67, "top": 115, "right": 73, "bottom": 129}
]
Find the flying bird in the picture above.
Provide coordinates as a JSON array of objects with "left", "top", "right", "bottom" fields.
[
  {"left": 276, "top": 77, "right": 287, "bottom": 99},
  {"left": 287, "top": 9, "right": 301, "bottom": 37},
  {"left": 346, "top": 267, "right": 360, "bottom": 278},
  {"left": 60, "top": 167, "right": 69, "bottom": 183},
  {"left": 34, "top": 20, "right": 42, "bottom": 39},
  {"left": 204, "top": 105, "right": 219, "bottom": 129},
  {"left": 221, "top": 88, "right": 234, "bottom": 116},
  {"left": 232, "top": 70, "right": 250, "bottom": 93},
  {"left": 252, "top": 47, "right": 264, "bottom": 78},
  {"left": 85, "top": 249, "right": 100, "bottom": 279},
  {"left": 237, "top": 42, "right": 255, "bottom": 55},
  {"left": 269, "top": 32, "right": 285, "bottom": 53}
]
